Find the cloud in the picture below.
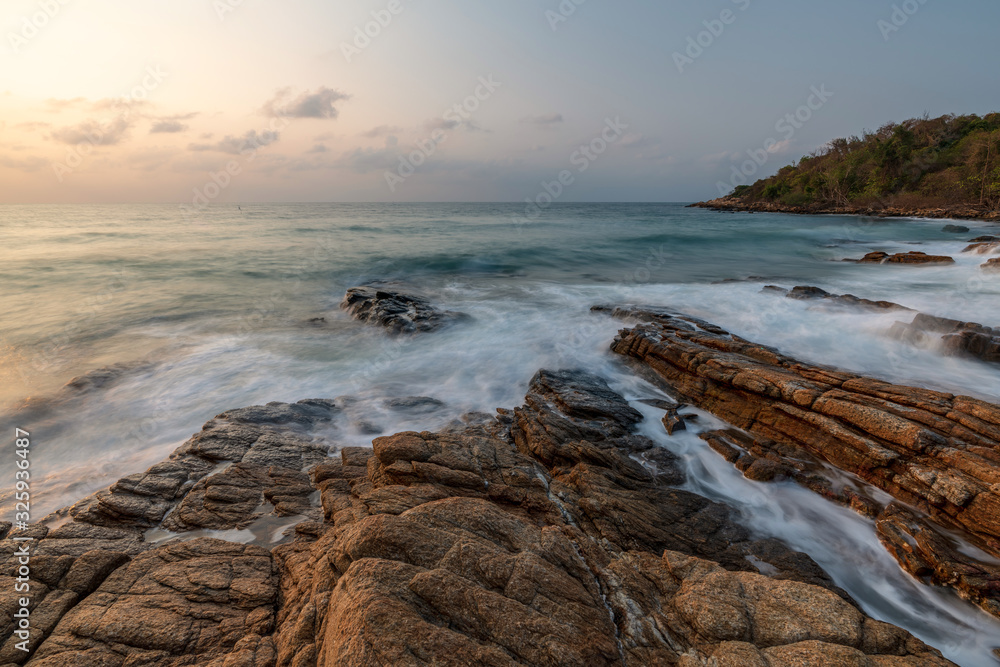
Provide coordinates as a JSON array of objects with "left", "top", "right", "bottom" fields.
[
  {"left": 188, "top": 129, "right": 280, "bottom": 155},
  {"left": 621, "top": 134, "right": 673, "bottom": 162},
  {"left": 43, "top": 97, "right": 87, "bottom": 112},
  {"left": 340, "top": 136, "right": 400, "bottom": 173},
  {"left": 150, "top": 121, "right": 186, "bottom": 133},
  {"left": 0, "top": 154, "right": 48, "bottom": 171},
  {"left": 424, "top": 117, "right": 487, "bottom": 133},
  {"left": 126, "top": 147, "right": 180, "bottom": 171},
  {"left": 307, "top": 144, "right": 328, "bottom": 153},
  {"left": 51, "top": 117, "right": 133, "bottom": 146},
  {"left": 14, "top": 121, "right": 52, "bottom": 132},
  {"left": 263, "top": 87, "right": 349, "bottom": 119},
  {"left": 149, "top": 113, "right": 199, "bottom": 134},
  {"left": 91, "top": 98, "right": 152, "bottom": 115},
  {"left": 520, "top": 113, "right": 564, "bottom": 127},
  {"left": 362, "top": 125, "right": 401, "bottom": 138}
]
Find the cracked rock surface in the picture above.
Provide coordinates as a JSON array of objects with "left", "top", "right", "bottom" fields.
[{"left": 0, "top": 368, "right": 955, "bottom": 665}]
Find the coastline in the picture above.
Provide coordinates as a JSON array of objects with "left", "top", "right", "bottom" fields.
[{"left": 690, "top": 197, "right": 1000, "bottom": 223}]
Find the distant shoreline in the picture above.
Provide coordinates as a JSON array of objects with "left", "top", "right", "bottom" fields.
[{"left": 690, "top": 197, "right": 1000, "bottom": 223}]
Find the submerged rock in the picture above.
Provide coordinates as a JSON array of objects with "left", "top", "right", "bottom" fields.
[
  {"left": 942, "top": 224, "right": 971, "bottom": 233},
  {"left": 983, "top": 258, "right": 1000, "bottom": 272},
  {"left": 341, "top": 286, "right": 468, "bottom": 334},
  {"left": 775, "top": 285, "right": 913, "bottom": 312},
  {"left": 962, "top": 241, "right": 1000, "bottom": 254},
  {"left": 605, "top": 304, "right": 1000, "bottom": 618},
  {"left": 889, "top": 313, "right": 1000, "bottom": 364}
]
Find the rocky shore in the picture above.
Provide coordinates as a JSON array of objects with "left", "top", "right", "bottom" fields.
[
  {"left": 691, "top": 197, "right": 1000, "bottom": 223},
  {"left": 603, "top": 304, "right": 1000, "bottom": 619},
  {"left": 3, "top": 289, "right": 999, "bottom": 665}
]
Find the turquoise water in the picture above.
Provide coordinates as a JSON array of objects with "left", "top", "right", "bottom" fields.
[{"left": 1, "top": 203, "right": 999, "bottom": 664}]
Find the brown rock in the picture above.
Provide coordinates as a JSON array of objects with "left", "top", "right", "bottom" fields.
[
  {"left": 856, "top": 251, "right": 955, "bottom": 265},
  {"left": 606, "top": 305, "right": 1000, "bottom": 616},
  {"left": 26, "top": 539, "right": 278, "bottom": 666}
]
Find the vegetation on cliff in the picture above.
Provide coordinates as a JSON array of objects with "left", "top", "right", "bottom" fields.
[{"left": 730, "top": 113, "right": 1000, "bottom": 211}]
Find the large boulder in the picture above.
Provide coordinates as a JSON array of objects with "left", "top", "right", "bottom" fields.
[{"left": 341, "top": 286, "right": 468, "bottom": 334}]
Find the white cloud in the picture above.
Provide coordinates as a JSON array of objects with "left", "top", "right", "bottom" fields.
[{"left": 263, "top": 87, "right": 349, "bottom": 119}]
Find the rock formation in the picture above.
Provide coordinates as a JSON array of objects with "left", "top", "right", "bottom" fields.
[
  {"left": 340, "top": 286, "right": 468, "bottom": 334},
  {"left": 764, "top": 285, "right": 913, "bottom": 312},
  {"left": 760, "top": 285, "right": 1000, "bottom": 365},
  {"left": 889, "top": 313, "right": 1000, "bottom": 365},
  {"left": 853, "top": 251, "right": 955, "bottom": 265},
  {"left": 602, "top": 304, "right": 1000, "bottom": 618},
  {"left": 690, "top": 196, "right": 1000, "bottom": 223},
  {"left": 0, "top": 369, "right": 956, "bottom": 666},
  {"left": 963, "top": 241, "right": 1000, "bottom": 254}
]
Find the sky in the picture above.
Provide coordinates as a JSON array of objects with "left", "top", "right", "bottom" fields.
[{"left": 0, "top": 0, "right": 998, "bottom": 204}]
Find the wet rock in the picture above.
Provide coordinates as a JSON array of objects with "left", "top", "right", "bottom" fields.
[
  {"left": 383, "top": 395, "right": 446, "bottom": 414},
  {"left": 889, "top": 313, "right": 1000, "bottom": 364},
  {"left": 787, "top": 285, "right": 832, "bottom": 299},
  {"left": 876, "top": 503, "right": 1000, "bottom": 618},
  {"left": 700, "top": 429, "right": 883, "bottom": 518},
  {"left": 983, "top": 258, "right": 1000, "bottom": 272},
  {"left": 776, "top": 285, "right": 913, "bottom": 312},
  {"left": 352, "top": 420, "right": 385, "bottom": 435},
  {"left": 63, "top": 361, "right": 154, "bottom": 394},
  {"left": 606, "top": 305, "right": 1000, "bottom": 616},
  {"left": 962, "top": 241, "right": 1000, "bottom": 254},
  {"left": 942, "top": 224, "right": 970, "bottom": 233},
  {"left": 341, "top": 286, "right": 468, "bottom": 334},
  {"left": 855, "top": 251, "right": 955, "bottom": 265},
  {"left": 67, "top": 399, "right": 333, "bottom": 531},
  {"left": 970, "top": 235, "right": 1000, "bottom": 243},
  {"left": 527, "top": 368, "right": 643, "bottom": 428}
]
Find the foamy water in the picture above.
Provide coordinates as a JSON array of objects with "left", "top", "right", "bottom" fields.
[{"left": 1, "top": 203, "right": 998, "bottom": 664}]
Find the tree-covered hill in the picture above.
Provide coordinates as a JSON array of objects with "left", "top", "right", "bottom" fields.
[{"left": 724, "top": 113, "right": 1000, "bottom": 213}]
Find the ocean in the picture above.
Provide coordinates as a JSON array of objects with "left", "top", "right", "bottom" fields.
[{"left": 2, "top": 202, "right": 1000, "bottom": 664}]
